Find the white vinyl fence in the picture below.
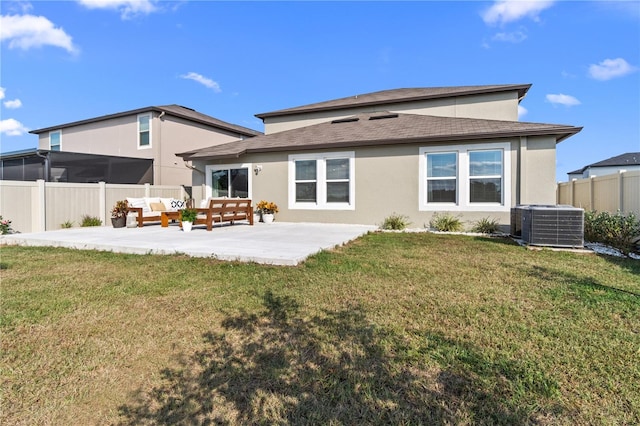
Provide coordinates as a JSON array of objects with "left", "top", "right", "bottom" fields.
[
  {"left": 557, "top": 170, "right": 640, "bottom": 217},
  {"left": 0, "top": 180, "right": 207, "bottom": 234}
]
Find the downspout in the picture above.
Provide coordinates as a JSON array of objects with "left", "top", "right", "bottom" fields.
[
  {"left": 157, "top": 111, "right": 165, "bottom": 185},
  {"left": 34, "top": 150, "right": 50, "bottom": 182}
]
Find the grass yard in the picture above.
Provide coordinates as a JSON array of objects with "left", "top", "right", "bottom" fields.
[{"left": 1, "top": 232, "right": 639, "bottom": 425}]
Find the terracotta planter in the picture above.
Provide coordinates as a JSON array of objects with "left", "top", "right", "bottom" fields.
[{"left": 111, "top": 216, "right": 126, "bottom": 228}]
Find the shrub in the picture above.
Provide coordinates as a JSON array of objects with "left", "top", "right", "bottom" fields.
[
  {"left": 471, "top": 217, "right": 501, "bottom": 234},
  {"left": 380, "top": 213, "right": 411, "bottom": 230},
  {"left": 81, "top": 215, "right": 102, "bottom": 227},
  {"left": 61, "top": 221, "right": 74, "bottom": 229},
  {"left": 180, "top": 208, "right": 198, "bottom": 223},
  {"left": 1, "top": 215, "right": 15, "bottom": 234},
  {"left": 584, "top": 210, "right": 640, "bottom": 254},
  {"left": 429, "top": 212, "right": 463, "bottom": 232}
]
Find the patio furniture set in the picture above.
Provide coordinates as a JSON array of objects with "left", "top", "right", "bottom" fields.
[{"left": 125, "top": 197, "right": 253, "bottom": 231}]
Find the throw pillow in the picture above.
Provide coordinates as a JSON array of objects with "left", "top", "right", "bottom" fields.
[
  {"left": 150, "top": 202, "right": 166, "bottom": 212},
  {"left": 126, "top": 197, "right": 149, "bottom": 213},
  {"left": 170, "top": 199, "right": 185, "bottom": 209}
]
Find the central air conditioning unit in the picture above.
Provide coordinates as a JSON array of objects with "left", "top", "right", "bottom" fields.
[{"left": 511, "top": 205, "right": 584, "bottom": 248}]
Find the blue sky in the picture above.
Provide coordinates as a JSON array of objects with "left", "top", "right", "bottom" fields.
[{"left": 1, "top": 0, "right": 638, "bottom": 179}]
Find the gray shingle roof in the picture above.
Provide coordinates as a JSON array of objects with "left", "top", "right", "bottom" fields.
[
  {"left": 30, "top": 104, "right": 262, "bottom": 137},
  {"left": 179, "top": 111, "right": 581, "bottom": 161},
  {"left": 255, "top": 84, "right": 531, "bottom": 119},
  {"left": 568, "top": 152, "right": 640, "bottom": 174}
]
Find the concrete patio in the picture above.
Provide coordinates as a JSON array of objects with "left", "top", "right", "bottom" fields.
[{"left": 0, "top": 222, "right": 377, "bottom": 266}]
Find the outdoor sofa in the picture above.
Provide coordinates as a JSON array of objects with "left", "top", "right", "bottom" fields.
[
  {"left": 126, "top": 197, "right": 186, "bottom": 227},
  {"left": 194, "top": 198, "right": 254, "bottom": 231}
]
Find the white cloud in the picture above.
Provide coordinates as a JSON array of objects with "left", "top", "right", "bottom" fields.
[
  {"left": 180, "top": 72, "right": 221, "bottom": 92},
  {"left": 0, "top": 87, "right": 5, "bottom": 100},
  {"left": 3, "top": 98, "right": 23, "bottom": 109},
  {"left": 518, "top": 105, "right": 528, "bottom": 118},
  {"left": 4, "top": 99, "right": 23, "bottom": 109},
  {"left": 0, "top": 118, "right": 29, "bottom": 136},
  {"left": 76, "top": 0, "right": 157, "bottom": 19},
  {"left": 546, "top": 93, "right": 581, "bottom": 107},
  {"left": 0, "top": 14, "right": 78, "bottom": 54},
  {"left": 482, "top": 0, "right": 555, "bottom": 25},
  {"left": 588, "top": 58, "right": 638, "bottom": 81},
  {"left": 492, "top": 31, "right": 527, "bottom": 43}
]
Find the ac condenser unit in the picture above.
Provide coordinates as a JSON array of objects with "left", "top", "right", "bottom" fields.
[{"left": 519, "top": 205, "right": 584, "bottom": 248}]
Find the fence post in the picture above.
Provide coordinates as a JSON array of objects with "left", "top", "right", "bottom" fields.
[
  {"left": 589, "top": 176, "right": 595, "bottom": 211},
  {"left": 33, "top": 179, "right": 46, "bottom": 232},
  {"left": 99, "top": 182, "right": 107, "bottom": 226},
  {"left": 618, "top": 170, "right": 625, "bottom": 213}
]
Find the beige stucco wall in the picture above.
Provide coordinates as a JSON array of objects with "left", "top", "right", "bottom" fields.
[
  {"left": 37, "top": 113, "right": 248, "bottom": 186},
  {"left": 192, "top": 136, "right": 558, "bottom": 229},
  {"left": 263, "top": 91, "right": 520, "bottom": 134},
  {"left": 517, "top": 136, "right": 557, "bottom": 205}
]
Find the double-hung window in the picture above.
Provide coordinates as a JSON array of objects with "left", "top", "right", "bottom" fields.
[
  {"left": 469, "top": 150, "right": 502, "bottom": 203},
  {"left": 419, "top": 142, "right": 510, "bottom": 212},
  {"left": 138, "top": 114, "right": 151, "bottom": 149},
  {"left": 50, "top": 130, "right": 61, "bottom": 151},
  {"left": 289, "top": 152, "right": 355, "bottom": 210}
]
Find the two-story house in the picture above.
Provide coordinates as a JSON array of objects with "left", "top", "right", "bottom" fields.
[
  {"left": 179, "top": 84, "right": 582, "bottom": 227},
  {"left": 28, "top": 105, "right": 261, "bottom": 186}
]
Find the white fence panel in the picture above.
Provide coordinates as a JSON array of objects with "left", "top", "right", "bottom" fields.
[
  {"left": 0, "top": 180, "right": 199, "bottom": 233},
  {"left": 557, "top": 170, "right": 640, "bottom": 217}
]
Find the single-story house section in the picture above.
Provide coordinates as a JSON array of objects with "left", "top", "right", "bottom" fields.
[{"left": 179, "top": 84, "right": 582, "bottom": 227}]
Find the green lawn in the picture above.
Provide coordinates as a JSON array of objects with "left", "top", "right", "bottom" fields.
[{"left": 1, "top": 232, "right": 638, "bottom": 425}]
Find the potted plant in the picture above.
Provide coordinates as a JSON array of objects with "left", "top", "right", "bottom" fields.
[
  {"left": 180, "top": 208, "right": 198, "bottom": 232},
  {"left": 111, "top": 200, "right": 128, "bottom": 228},
  {"left": 256, "top": 200, "right": 279, "bottom": 224}
]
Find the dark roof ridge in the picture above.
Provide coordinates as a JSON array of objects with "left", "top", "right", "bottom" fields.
[
  {"left": 255, "top": 84, "right": 532, "bottom": 119},
  {"left": 30, "top": 105, "right": 262, "bottom": 137}
]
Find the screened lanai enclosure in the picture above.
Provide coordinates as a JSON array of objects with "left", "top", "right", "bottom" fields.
[{"left": 0, "top": 149, "right": 153, "bottom": 184}]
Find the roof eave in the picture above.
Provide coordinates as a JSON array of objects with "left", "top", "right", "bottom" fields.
[
  {"left": 255, "top": 84, "right": 532, "bottom": 120},
  {"left": 184, "top": 125, "right": 580, "bottom": 161},
  {"left": 30, "top": 106, "right": 261, "bottom": 137}
]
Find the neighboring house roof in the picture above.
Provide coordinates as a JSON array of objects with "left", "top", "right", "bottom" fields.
[
  {"left": 29, "top": 104, "right": 262, "bottom": 137},
  {"left": 568, "top": 152, "right": 640, "bottom": 174},
  {"left": 255, "top": 84, "right": 531, "bottom": 119},
  {"left": 179, "top": 111, "right": 581, "bottom": 161}
]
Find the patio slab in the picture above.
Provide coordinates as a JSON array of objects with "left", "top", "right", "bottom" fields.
[{"left": 0, "top": 222, "right": 377, "bottom": 266}]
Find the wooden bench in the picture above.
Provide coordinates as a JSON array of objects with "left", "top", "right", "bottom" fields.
[{"left": 194, "top": 198, "right": 254, "bottom": 231}]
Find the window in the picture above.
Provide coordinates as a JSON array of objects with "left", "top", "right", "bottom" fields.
[
  {"left": 138, "top": 114, "right": 151, "bottom": 148},
  {"left": 50, "top": 131, "right": 61, "bottom": 151},
  {"left": 426, "top": 152, "right": 457, "bottom": 203},
  {"left": 289, "top": 152, "right": 355, "bottom": 210},
  {"left": 419, "top": 142, "right": 510, "bottom": 212},
  {"left": 469, "top": 150, "right": 502, "bottom": 203},
  {"left": 205, "top": 164, "right": 251, "bottom": 199}
]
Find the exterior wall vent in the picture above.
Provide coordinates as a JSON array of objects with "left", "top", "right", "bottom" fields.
[
  {"left": 512, "top": 205, "right": 584, "bottom": 248},
  {"left": 331, "top": 117, "right": 359, "bottom": 124},
  {"left": 368, "top": 113, "right": 399, "bottom": 120}
]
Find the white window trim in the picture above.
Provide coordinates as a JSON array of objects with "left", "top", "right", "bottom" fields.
[
  {"left": 49, "top": 130, "right": 62, "bottom": 151},
  {"left": 137, "top": 113, "right": 152, "bottom": 150},
  {"left": 288, "top": 151, "right": 355, "bottom": 210},
  {"left": 205, "top": 163, "right": 253, "bottom": 200},
  {"left": 419, "top": 142, "right": 511, "bottom": 212}
]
